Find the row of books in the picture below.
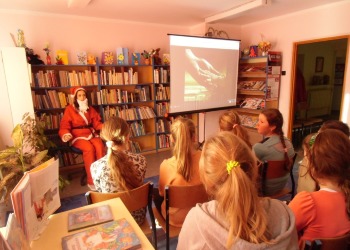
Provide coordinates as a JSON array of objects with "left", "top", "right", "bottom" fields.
[
  {"left": 99, "top": 68, "right": 139, "bottom": 85},
  {"left": 103, "top": 105, "right": 156, "bottom": 121},
  {"left": 156, "top": 102, "right": 169, "bottom": 116},
  {"left": 156, "top": 118, "right": 171, "bottom": 133},
  {"left": 153, "top": 67, "right": 170, "bottom": 83},
  {"left": 99, "top": 86, "right": 150, "bottom": 105},
  {"left": 238, "top": 80, "right": 266, "bottom": 90},
  {"left": 32, "top": 90, "right": 98, "bottom": 110},
  {"left": 156, "top": 84, "right": 170, "bottom": 100},
  {"left": 158, "top": 134, "right": 170, "bottom": 148},
  {"left": 36, "top": 113, "right": 63, "bottom": 130},
  {"left": 129, "top": 140, "right": 142, "bottom": 153},
  {"left": 32, "top": 70, "right": 98, "bottom": 88},
  {"left": 57, "top": 151, "right": 84, "bottom": 167},
  {"left": 129, "top": 121, "right": 146, "bottom": 137},
  {"left": 239, "top": 65, "right": 267, "bottom": 73}
]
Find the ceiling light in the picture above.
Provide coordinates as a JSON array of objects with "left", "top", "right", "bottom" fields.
[{"left": 205, "top": 0, "right": 270, "bottom": 23}]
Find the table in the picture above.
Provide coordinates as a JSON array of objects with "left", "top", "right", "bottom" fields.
[{"left": 30, "top": 197, "right": 154, "bottom": 249}]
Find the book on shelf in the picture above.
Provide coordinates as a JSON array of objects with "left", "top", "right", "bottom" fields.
[
  {"left": 76, "top": 51, "right": 87, "bottom": 65},
  {"left": 123, "top": 47, "right": 129, "bottom": 65},
  {"left": 3, "top": 213, "right": 30, "bottom": 250},
  {"left": 61, "top": 219, "right": 141, "bottom": 250},
  {"left": 131, "top": 52, "right": 141, "bottom": 65},
  {"left": 101, "top": 51, "right": 114, "bottom": 65},
  {"left": 56, "top": 50, "right": 69, "bottom": 65},
  {"left": 67, "top": 204, "right": 113, "bottom": 232},
  {"left": 116, "top": 47, "right": 124, "bottom": 65},
  {"left": 10, "top": 158, "right": 61, "bottom": 242},
  {"left": 240, "top": 98, "right": 264, "bottom": 109}
]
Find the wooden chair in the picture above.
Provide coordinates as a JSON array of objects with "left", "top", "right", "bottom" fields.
[
  {"left": 302, "top": 233, "right": 350, "bottom": 250},
  {"left": 152, "top": 184, "right": 209, "bottom": 250},
  {"left": 85, "top": 182, "right": 157, "bottom": 249},
  {"left": 260, "top": 154, "right": 297, "bottom": 200}
]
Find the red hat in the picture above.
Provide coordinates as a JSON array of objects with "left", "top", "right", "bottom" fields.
[{"left": 71, "top": 87, "right": 86, "bottom": 97}]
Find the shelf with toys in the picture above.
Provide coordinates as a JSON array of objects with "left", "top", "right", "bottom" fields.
[{"left": 237, "top": 51, "right": 282, "bottom": 144}]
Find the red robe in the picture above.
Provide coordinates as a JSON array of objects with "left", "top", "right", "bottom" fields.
[{"left": 59, "top": 105, "right": 105, "bottom": 185}]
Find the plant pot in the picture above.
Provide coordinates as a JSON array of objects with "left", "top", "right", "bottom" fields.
[{"left": 144, "top": 58, "right": 150, "bottom": 65}]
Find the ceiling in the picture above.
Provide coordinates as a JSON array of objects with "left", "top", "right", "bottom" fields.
[{"left": 0, "top": 0, "right": 346, "bottom": 27}]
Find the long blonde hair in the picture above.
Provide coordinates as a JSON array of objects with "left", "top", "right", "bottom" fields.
[
  {"left": 200, "top": 132, "right": 272, "bottom": 248},
  {"left": 171, "top": 117, "right": 197, "bottom": 182},
  {"left": 219, "top": 110, "right": 252, "bottom": 148},
  {"left": 100, "top": 117, "right": 142, "bottom": 191}
]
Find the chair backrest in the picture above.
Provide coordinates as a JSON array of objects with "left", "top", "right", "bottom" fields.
[
  {"left": 260, "top": 154, "right": 297, "bottom": 198},
  {"left": 164, "top": 183, "right": 209, "bottom": 250},
  {"left": 303, "top": 233, "right": 350, "bottom": 250},
  {"left": 85, "top": 182, "right": 157, "bottom": 249}
]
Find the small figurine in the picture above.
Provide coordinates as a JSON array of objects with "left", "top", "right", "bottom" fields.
[{"left": 17, "top": 29, "right": 26, "bottom": 47}]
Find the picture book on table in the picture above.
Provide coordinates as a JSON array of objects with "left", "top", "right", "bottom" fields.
[
  {"left": 67, "top": 204, "right": 113, "bottom": 232},
  {"left": 10, "top": 158, "right": 60, "bottom": 242},
  {"left": 62, "top": 219, "right": 142, "bottom": 250}
]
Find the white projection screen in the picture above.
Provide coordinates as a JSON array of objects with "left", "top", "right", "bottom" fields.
[{"left": 169, "top": 34, "right": 240, "bottom": 114}]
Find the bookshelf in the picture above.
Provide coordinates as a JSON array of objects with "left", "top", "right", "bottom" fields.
[
  {"left": 30, "top": 62, "right": 198, "bottom": 171},
  {"left": 237, "top": 51, "right": 282, "bottom": 144}
]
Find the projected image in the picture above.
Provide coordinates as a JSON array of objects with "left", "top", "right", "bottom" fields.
[
  {"left": 185, "top": 49, "right": 226, "bottom": 96},
  {"left": 170, "top": 35, "right": 239, "bottom": 113}
]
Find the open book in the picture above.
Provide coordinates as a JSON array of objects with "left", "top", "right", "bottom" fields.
[{"left": 10, "top": 158, "right": 60, "bottom": 242}]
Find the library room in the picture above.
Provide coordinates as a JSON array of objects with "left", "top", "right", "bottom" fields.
[{"left": 0, "top": 0, "right": 349, "bottom": 249}]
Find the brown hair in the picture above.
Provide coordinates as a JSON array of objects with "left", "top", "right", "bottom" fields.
[
  {"left": 73, "top": 89, "right": 90, "bottom": 110},
  {"left": 171, "top": 116, "right": 197, "bottom": 182},
  {"left": 200, "top": 132, "right": 273, "bottom": 248},
  {"left": 307, "top": 129, "right": 350, "bottom": 218},
  {"left": 100, "top": 117, "right": 142, "bottom": 191},
  {"left": 260, "top": 108, "right": 289, "bottom": 167},
  {"left": 219, "top": 110, "right": 252, "bottom": 148},
  {"left": 319, "top": 120, "right": 350, "bottom": 136}
]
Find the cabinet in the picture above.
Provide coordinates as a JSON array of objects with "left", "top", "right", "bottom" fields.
[
  {"left": 31, "top": 62, "right": 195, "bottom": 171},
  {"left": 236, "top": 51, "right": 282, "bottom": 144}
]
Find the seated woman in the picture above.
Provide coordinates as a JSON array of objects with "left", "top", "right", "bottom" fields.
[
  {"left": 289, "top": 129, "right": 350, "bottom": 245},
  {"left": 297, "top": 120, "right": 350, "bottom": 193},
  {"left": 59, "top": 87, "right": 105, "bottom": 190},
  {"left": 177, "top": 132, "right": 298, "bottom": 249},
  {"left": 90, "top": 117, "right": 147, "bottom": 225},
  {"left": 253, "top": 108, "right": 295, "bottom": 195},
  {"left": 157, "top": 117, "right": 202, "bottom": 227},
  {"left": 219, "top": 109, "right": 252, "bottom": 148}
]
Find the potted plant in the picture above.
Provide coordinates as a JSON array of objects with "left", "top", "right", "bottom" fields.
[{"left": 0, "top": 113, "right": 68, "bottom": 202}]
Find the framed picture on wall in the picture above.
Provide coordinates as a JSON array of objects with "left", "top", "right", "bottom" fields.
[{"left": 315, "top": 56, "right": 324, "bottom": 72}]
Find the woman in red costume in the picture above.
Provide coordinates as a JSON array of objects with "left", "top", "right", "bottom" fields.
[{"left": 59, "top": 87, "right": 105, "bottom": 190}]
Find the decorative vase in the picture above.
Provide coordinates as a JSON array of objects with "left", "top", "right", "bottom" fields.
[
  {"left": 46, "top": 55, "right": 52, "bottom": 65},
  {"left": 144, "top": 58, "right": 150, "bottom": 65}
]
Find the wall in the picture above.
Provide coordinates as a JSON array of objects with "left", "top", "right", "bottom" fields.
[
  {"left": 1, "top": 2, "right": 349, "bottom": 142},
  {"left": 239, "top": 1, "right": 350, "bottom": 135}
]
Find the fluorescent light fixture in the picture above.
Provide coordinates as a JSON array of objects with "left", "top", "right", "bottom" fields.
[{"left": 205, "top": 0, "right": 270, "bottom": 23}]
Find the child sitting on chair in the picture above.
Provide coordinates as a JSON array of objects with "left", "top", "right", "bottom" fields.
[
  {"left": 177, "top": 132, "right": 298, "bottom": 249},
  {"left": 90, "top": 117, "right": 147, "bottom": 225},
  {"left": 289, "top": 129, "right": 350, "bottom": 246},
  {"left": 59, "top": 87, "right": 105, "bottom": 190},
  {"left": 156, "top": 117, "right": 202, "bottom": 227}
]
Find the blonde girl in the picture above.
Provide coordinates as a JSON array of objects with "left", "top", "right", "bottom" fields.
[
  {"left": 157, "top": 116, "right": 202, "bottom": 227},
  {"left": 178, "top": 132, "right": 298, "bottom": 249},
  {"left": 219, "top": 109, "right": 252, "bottom": 148},
  {"left": 90, "top": 117, "right": 147, "bottom": 224}
]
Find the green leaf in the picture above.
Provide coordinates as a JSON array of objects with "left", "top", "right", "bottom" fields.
[
  {"left": 11, "top": 124, "right": 23, "bottom": 148},
  {"left": 31, "top": 150, "right": 48, "bottom": 166}
]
